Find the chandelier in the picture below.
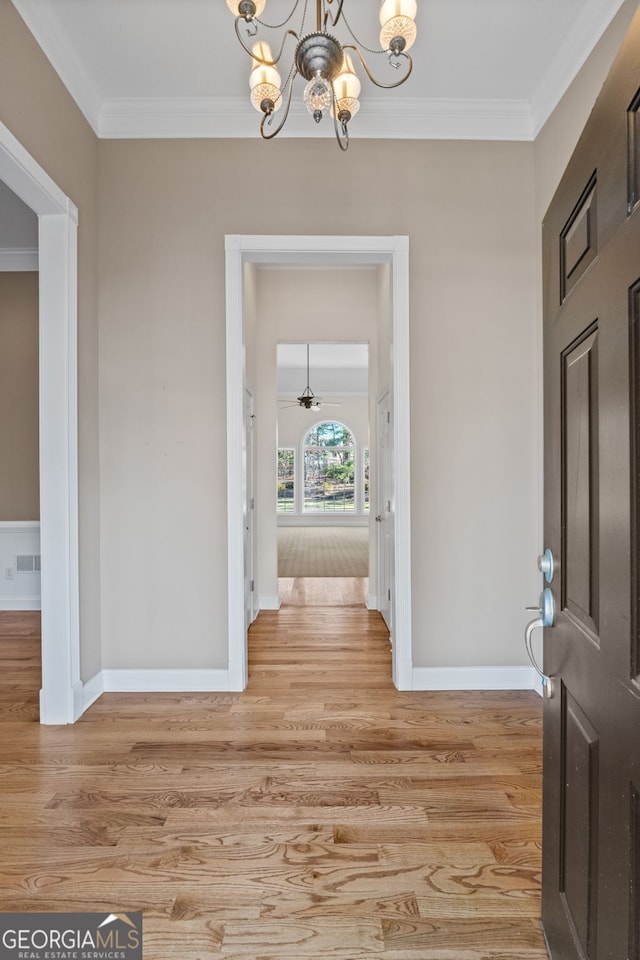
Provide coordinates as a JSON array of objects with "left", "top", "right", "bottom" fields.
[{"left": 226, "top": 0, "right": 417, "bottom": 151}]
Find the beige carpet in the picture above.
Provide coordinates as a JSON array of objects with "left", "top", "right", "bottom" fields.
[{"left": 278, "top": 526, "right": 369, "bottom": 577}]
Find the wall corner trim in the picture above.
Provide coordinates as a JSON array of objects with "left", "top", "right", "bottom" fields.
[{"left": 259, "top": 596, "right": 281, "bottom": 611}]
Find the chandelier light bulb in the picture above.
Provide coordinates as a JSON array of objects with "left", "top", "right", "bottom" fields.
[
  {"left": 379, "top": 0, "right": 417, "bottom": 25},
  {"left": 249, "top": 41, "right": 281, "bottom": 91},
  {"left": 333, "top": 53, "right": 361, "bottom": 102}
]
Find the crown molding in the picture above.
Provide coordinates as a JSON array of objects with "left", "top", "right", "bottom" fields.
[
  {"left": 11, "top": 0, "right": 102, "bottom": 133},
  {"left": 531, "top": 0, "right": 627, "bottom": 136},
  {"left": 13, "top": 0, "right": 625, "bottom": 143},
  {"left": 98, "top": 94, "right": 534, "bottom": 141},
  {"left": 0, "top": 247, "right": 38, "bottom": 271}
]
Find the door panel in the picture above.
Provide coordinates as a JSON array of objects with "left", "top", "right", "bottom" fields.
[
  {"left": 542, "top": 10, "right": 640, "bottom": 960},
  {"left": 560, "top": 689, "right": 599, "bottom": 959},
  {"left": 562, "top": 326, "right": 599, "bottom": 637}
]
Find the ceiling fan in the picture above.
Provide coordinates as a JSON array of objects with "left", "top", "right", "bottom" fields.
[{"left": 279, "top": 344, "right": 342, "bottom": 410}]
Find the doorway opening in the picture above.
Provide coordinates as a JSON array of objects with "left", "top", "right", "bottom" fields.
[
  {"left": 225, "top": 235, "right": 412, "bottom": 690},
  {"left": 0, "top": 180, "right": 41, "bottom": 719},
  {"left": 276, "top": 343, "right": 371, "bottom": 610},
  {"left": 0, "top": 120, "right": 80, "bottom": 724}
]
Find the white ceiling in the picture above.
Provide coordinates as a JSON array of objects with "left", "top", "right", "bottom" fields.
[
  {"left": 277, "top": 342, "right": 369, "bottom": 396},
  {"left": 10, "top": 0, "right": 628, "bottom": 141}
]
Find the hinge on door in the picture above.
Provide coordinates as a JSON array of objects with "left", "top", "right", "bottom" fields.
[
  {"left": 250, "top": 498, "right": 254, "bottom": 509},
  {"left": 388, "top": 588, "right": 391, "bottom": 601},
  {"left": 387, "top": 411, "right": 390, "bottom": 423},
  {"left": 250, "top": 579, "right": 254, "bottom": 592},
  {"left": 387, "top": 500, "right": 391, "bottom": 512}
]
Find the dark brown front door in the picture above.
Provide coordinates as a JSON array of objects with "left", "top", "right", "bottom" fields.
[{"left": 542, "top": 11, "right": 640, "bottom": 960}]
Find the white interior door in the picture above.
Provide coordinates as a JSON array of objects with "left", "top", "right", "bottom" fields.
[
  {"left": 244, "top": 386, "right": 256, "bottom": 630},
  {"left": 376, "top": 389, "right": 393, "bottom": 631}
]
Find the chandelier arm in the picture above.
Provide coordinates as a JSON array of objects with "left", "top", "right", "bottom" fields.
[
  {"left": 234, "top": 18, "right": 300, "bottom": 65},
  {"left": 332, "top": 108, "right": 350, "bottom": 152},
  {"left": 342, "top": 44, "right": 413, "bottom": 89},
  {"left": 260, "top": 75, "right": 297, "bottom": 140},
  {"left": 255, "top": 0, "right": 305, "bottom": 31},
  {"left": 322, "top": 0, "right": 345, "bottom": 30}
]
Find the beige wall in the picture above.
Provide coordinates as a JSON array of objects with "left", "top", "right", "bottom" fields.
[
  {"left": 0, "top": 2, "right": 101, "bottom": 678},
  {"left": 98, "top": 139, "right": 539, "bottom": 671},
  {"left": 0, "top": 0, "right": 636, "bottom": 685},
  {"left": 0, "top": 272, "right": 38, "bottom": 520}
]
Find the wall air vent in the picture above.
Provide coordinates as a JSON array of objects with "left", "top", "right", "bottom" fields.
[{"left": 16, "top": 555, "right": 41, "bottom": 574}]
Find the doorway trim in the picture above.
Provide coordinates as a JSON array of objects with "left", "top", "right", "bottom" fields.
[
  {"left": 0, "top": 121, "right": 80, "bottom": 724},
  {"left": 225, "top": 235, "right": 412, "bottom": 689}
]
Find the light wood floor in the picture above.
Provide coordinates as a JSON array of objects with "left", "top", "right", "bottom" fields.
[
  {"left": 279, "top": 577, "right": 368, "bottom": 606},
  {"left": 0, "top": 608, "right": 546, "bottom": 959}
]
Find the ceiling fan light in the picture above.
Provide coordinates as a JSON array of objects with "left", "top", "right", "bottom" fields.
[
  {"left": 226, "top": 0, "right": 266, "bottom": 19},
  {"left": 380, "top": 15, "right": 417, "bottom": 53}
]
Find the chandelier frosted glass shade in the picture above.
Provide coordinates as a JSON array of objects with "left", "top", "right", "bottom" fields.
[
  {"left": 380, "top": 15, "right": 417, "bottom": 52},
  {"left": 228, "top": 0, "right": 417, "bottom": 150},
  {"left": 379, "top": 0, "right": 418, "bottom": 21},
  {"left": 332, "top": 54, "right": 361, "bottom": 121},
  {"left": 250, "top": 82, "right": 282, "bottom": 112},
  {"left": 379, "top": 0, "right": 418, "bottom": 52},
  {"left": 333, "top": 54, "right": 361, "bottom": 101},
  {"left": 226, "top": 0, "right": 266, "bottom": 18},
  {"left": 249, "top": 41, "right": 282, "bottom": 113}
]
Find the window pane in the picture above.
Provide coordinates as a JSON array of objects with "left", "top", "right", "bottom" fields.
[
  {"left": 304, "top": 448, "right": 355, "bottom": 512},
  {"left": 364, "top": 447, "right": 370, "bottom": 512},
  {"left": 304, "top": 421, "right": 355, "bottom": 447},
  {"left": 277, "top": 449, "right": 295, "bottom": 512}
]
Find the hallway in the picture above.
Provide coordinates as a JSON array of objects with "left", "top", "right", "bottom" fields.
[{"left": 0, "top": 608, "right": 546, "bottom": 958}]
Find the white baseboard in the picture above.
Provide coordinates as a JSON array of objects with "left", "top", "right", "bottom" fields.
[
  {"left": 0, "top": 597, "right": 40, "bottom": 610},
  {"left": 277, "top": 516, "right": 369, "bottom": 527},
  {"left": 75, "top": 668, "right": 233, "bottom": 717},
  {"left": 102, "top": 669, "right": 231, "bottom": 692},
  {"left": 366, "top": 594, "right": 377, "bottom": 610},
  {"left": 259, "top": 596, "right": 281, "bottom": 610},
  {"left": 412, "top": 665, "right": 539, "bottom": 692},
  {"left": 78, "top": 674, "right": 104, "bottom": 717},
  {"left": 532, "top": 674, "right": 545, "bottom": 698}
]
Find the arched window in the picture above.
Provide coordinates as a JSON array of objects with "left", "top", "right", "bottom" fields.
[{"left": 303, "top": 421, "right": 356, "bottom": 513}]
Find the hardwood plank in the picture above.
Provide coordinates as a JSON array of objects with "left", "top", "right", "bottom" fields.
[{"left": 0, "top": 606, "right": 546, "bottom": 959}]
